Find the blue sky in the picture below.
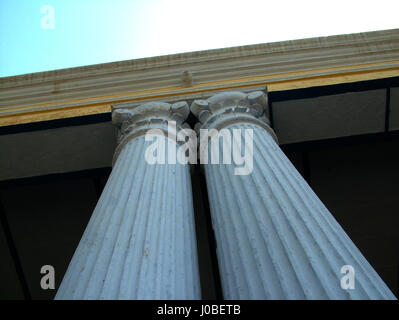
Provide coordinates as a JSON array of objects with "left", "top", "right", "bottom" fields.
[{"left": 1, "top": 0, "right": 398, "bottom": 77}]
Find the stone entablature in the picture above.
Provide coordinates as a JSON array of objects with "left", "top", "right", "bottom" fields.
[{"left": 1, "top": 29, "right": 399, "bottom": 126}]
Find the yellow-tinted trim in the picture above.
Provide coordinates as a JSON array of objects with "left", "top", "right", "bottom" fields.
[{"left": 1, "top": 60, "right": 399, "bottom": 127}]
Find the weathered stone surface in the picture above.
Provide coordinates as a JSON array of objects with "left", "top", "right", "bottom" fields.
[
  {"left": 56, "top": 101, "right": 201, "bottom": 299},
  {"left": 192, "top": 91, "right": 396, "bottom": 300}
]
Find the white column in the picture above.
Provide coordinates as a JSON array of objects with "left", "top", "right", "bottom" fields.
[
  {"left": 55, "top": 101, "right": 201, "bottom": 299},
  {"left": 191, "top": 91, "right": 396, "bottom": 300}
]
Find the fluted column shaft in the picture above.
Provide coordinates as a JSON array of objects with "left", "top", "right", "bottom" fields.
[
  {"left": 55, "top": 101, "right": 200, "bottom": 299},
  {"left": 191, "top": 91, "right": 396, "bottom": 300}
]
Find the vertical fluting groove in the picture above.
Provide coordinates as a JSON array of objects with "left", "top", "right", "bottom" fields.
[
  {"left": 153, "top": 157, "right": 170, "bottom": 299},
  {"left": 229, "top": 128, "right": 294, "bottom": 298},
  {"left": 159, "top": 162, "right": 172, "bottom": 298},
  {"left": 254, "top": 128, "right": 362, "bottom": 298},
  {"left": 61, "top": 139, "right": 143, "bottom": 299},
  {"left": 286, "top": 156, "right": 392, "bottom": 298},
  {"left": 174, "top": 164, "right": 182, "bottom": 297},
  {"left": 156, "top": 163, "right": 168, "bottom": 297},
  {"left": 169, "top": 163, "right": 178, "bottom": 297},
  {"left": 123, "top": 148, "right": 154, "bottom": 298},
  {"left": 203, "top": 121, "right": 396, "bottom": 300},
  {"left": 57, "top": 141, "right": 138, "bottom": 299},
  {"left": 220, "top": 158, "right": 273, "bottom": 299},
  {"left": 180, "top": 166, "right": 191, "bottom": 296},
  {"left": 125, "top": 147, "right": 157, "bottom": 298},
  {"left": 241, "top": 128, "right": 305, "bottom": 298},
  {"left": 256, "top": 123, "right": 390, "bottom": 300},
  {"left": 206, "top": 130, "right": 303, "bottom": 299},
  {"left": 216, "top": 163, "right": 252, "bottom": 298},
  {"left": 147, "top": 161, "right": 167, "bottom": 297},
  {"left": 204, "top": 165, "right": 234, "bottom": 296},
  {"left": 252, "top": 135, "right": 327, "bottom": 298},
  {"left": 185, "top": 165, "right": 201, "bottom": 298},
  {"left": 55, "top": 145, "right": 125, "bottom": 297},
  {"left": 207, "top": 162, "right": 239, "bottom": 297},
  {"left": 101, "top": 140, "right": 148, "bottom": 299},
  {"left": 250, "top": 127, "right": 335, "bottom": 299},
  {"left": 208, "top": 163, "right": 250, "bottom": 298},
  {"left": 252, "top": 127, "right": 340, "bottom": 298},
  {"left": 176, "top": 165, "right": 186, "bottom": 298},
  {"left": 136, "top": 158, "right": 161, "bottom": 298},
  {"left": 89, "top": 139, "right": 147, "bottom": 299},
  {"left": 117, "top": 140, "right": 154, "bottom": 299},
  {"left": 90, "top": 139, "right": 146, "bottom": 298},
  {"left": 225, "top": 128, "right": 307, "bottom": 298},
  {"left": 116, "top": 140, "right": 151, "bottom": 299},
  {"left": 56, "top": 136, "right": 201, "bottom": 300},
  {"left": 171, "top": 164, "right": 178, "bottom": 297},
  {"left": 174, "top": 163, "right": 183, "bottom": 298},
  {"left": 255, "top": 125, "right": 393, "bottom": 299}
]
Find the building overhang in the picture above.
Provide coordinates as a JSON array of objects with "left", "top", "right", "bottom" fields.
[{"left": 1, "top": 28, "right": 399, "bottom": 126}]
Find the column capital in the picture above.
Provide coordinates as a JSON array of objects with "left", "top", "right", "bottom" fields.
[
  {"left": 112, "top": 101, "right": 190, "bottom": 164},
  {"left": 190, "top": 90, "right": 277, "bottom": 142}
]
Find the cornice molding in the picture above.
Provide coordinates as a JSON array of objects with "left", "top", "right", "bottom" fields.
[{"left": 1, "top": 29, "right": 399, "bottom": 126}]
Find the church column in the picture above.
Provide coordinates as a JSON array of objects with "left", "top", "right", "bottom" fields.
[
  {"left": 191, "top": 90, "right": 396, "bottom": 300},
  {"left": 55, "top": 101, "right": 201, "bottom": 299}
]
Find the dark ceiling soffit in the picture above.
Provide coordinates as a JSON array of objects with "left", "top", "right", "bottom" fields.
[
  {"left": 0, "top": 167, "right": 112, "bottom": 188},
  {"left": 0, "top": 113, "right": 111, "bottom": 135},
  {"left": 280, "top": 130, "right": 399, "bottom": 152},
  {"left": 269, "top": 76, "right": 399, "bottom": 102}
]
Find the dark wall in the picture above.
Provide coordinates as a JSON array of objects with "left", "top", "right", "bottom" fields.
[{"left": 0, "top": 172, "right": 109, "bottom": 300}]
